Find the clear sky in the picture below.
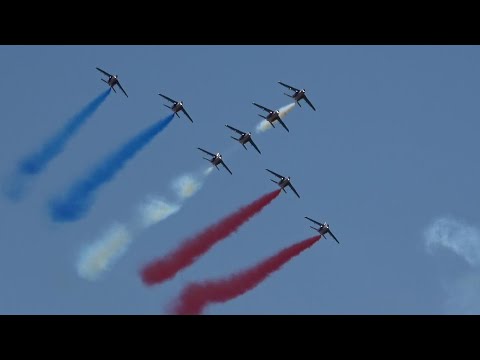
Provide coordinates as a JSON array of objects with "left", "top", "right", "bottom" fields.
[{"left": 1, "top": 45, "right": 479, "bottom": 314}]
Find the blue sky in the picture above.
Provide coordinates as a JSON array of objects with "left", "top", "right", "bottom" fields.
[{"left": 1, "top": 45, "right": 479, "bottom": 314}]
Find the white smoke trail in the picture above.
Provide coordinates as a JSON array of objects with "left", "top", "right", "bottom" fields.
[
  {"left": 172, "top": 174, "right": 204, "bottom": 200},
  {"left": 256, "top": 120, "right": 273, "bottom": 133},
  {"left": 279, "top": 102, "right": 296, "bottom": 118},
  {"left": 204, "top": 166, "right": 214, "bottom": 176},
  {"left": 425, "top": 217, "right": 480, "bottom": 266},
  {"left": 77, "top": 223, "right": 132, "bottom": 281},
  {"left": 77, "top": 167, "right": 214, "bottom": 281},
  {"left": 139, "top": 197, "right": 181, "bottom": 228},
  {"left": 255, "top": 102, "right": 296, "bottom": 133},
  {"left": 172, "top": 166, "right": 214, "bottom": 201}
]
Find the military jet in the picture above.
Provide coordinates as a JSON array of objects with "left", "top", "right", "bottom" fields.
[
  {"left": 158, "top": 93, "right": 193, "bottom": 123},
  {"left": 305, "top": 217, "right": 339, "bottom": 244},
  {"left": 266, "top": 169, "right": 299, "bottom": 198},
  {"left": 225, "top": 124, "right": 261, "bottom": 154},
  {"left": 252, "top": 103, "right": 289, "bottom": 132},
  {"left": 278, "top": 81, "right": 316, "bottom": 111},
  {"left": 198, "top": 148, "right": 232, "bottom": 175},
  {"left": 96, "top": 67, "right": 128, "bottom": 97}
]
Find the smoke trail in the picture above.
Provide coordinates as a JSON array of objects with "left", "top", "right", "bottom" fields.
[
  {"left": 139, "top": 197, "right": 181, "bottom": 228},
  {"left": 172, "top": 170, "right": 210, "bottom": 201},
  {"left": 49, "top": 114, "right": 175, "bottom": 223},
  {"left": 425, "top": 217, "right": 480, "bottom": 266},
  {"left": 141, "top": 189, "right": 282, "bottom": 286},
  {"left": 19, "top": 89, "right": 111, "bottom": 176},
  {"left": 255, "top": 102, "right": 296, "bottom": 133},
  {"left": 169, "top": 235, "right": 321, "bottom": 315},
  {"left": 78, "top": 166, "right": 213, "bottom": 281},
  {"left": 4, "top": 89, "right": 111, "bottom": 201},
  {"left": 77, "top": 223, "right": 131, "bottom": 281}
]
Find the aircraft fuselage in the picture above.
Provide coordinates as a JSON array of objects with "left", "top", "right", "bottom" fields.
[
  {"left": 238, "top": 133, "right": 251, "bottom": 144},
  {"left": 266, "top": 111, "right": 280, "bottom": 123},
  {"left": 211, "top": 155, "right": 222, "bottom": 166},
  {"left": 293, "top": 90, "right": 306, "bottom": 102},
  {"left": 172, "top": 102, "right": 183, "bottom": 113},
  {"left": 108, "top": 76, "right": 119, "bottom": 87},
  {"left": 316, "top": 225, "right": 329, "bottom": 236},
  {"left": 278, "top": 177, "right": 290, "bottom": 188}
]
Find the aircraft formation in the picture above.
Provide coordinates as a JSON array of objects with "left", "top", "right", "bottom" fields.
[{"left": 97, "top": 66, "right": 340, "bottom": 244}]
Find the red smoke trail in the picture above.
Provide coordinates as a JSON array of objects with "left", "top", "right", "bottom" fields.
[
  {"left": 141, "top": 189, "right": 281, "bottom": 286},
  {"left": 169, "top": 235, "right": 321, "bottom": 315}
]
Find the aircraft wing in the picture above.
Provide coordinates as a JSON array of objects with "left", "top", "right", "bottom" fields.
[
  {"left": 278, "top": 81, "right": 299, "bottom": 92},
  {"left": 197, "top": 147, "right": 216, "bottom": 157},
  {"left": 182, "top": 108, "right": 193, "bottom": 123},
  {"left": 288, "top": 183, "right": 300, "bottom": 198},
  {"left": 266, "top": 169, "right": 284, "bottom": 179},
  {"left": 225, "top": 124, "right": 244, "bottom": 135},
  {"left": 221, "top": 160, "right": 233, "bottom": 175},
  {"left": 117, "top": 81, "right": 128, "bottom": 98},
  {"left": 253, "top": 103, "right": 273, "bottom": 113},
  {"left": 328, "top": 229, "right": 340, "bottom": 244},
  {"left": 305, "top": 216, "right": 323, "bottom": 227},
  {"left": 158, "top": 93, "right": 176, "bottom": 103},
  {"left": 96, "top": 67, "right": 112, "bottom": 77},
  {"left": 303, "top": 95, "right": 316, "bottom": 111},
  {"left": 248, "top": 138, "right": 261, "bottom": 154},
  {"left": 276, "top": 117, "right": 290, "bottom": 132}
]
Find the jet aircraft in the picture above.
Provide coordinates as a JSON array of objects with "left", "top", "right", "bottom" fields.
[
  {"left": 159, "top": 93, "right": 193, "bottom": 123},
  {"left": 278, "top": 81, "right": 316, "bottom": 111},
  {"left": 225, "top": 124, "right": 261, "bottom": 154},
  {"left": 198, "top": 148, "right": 233, "bottom": 174},
  {"left": 96, "top": 67, "right": 128, "bottom": 97},
  {"left": 266, "top": 169, "right": 300, "bottom": 198},
  {"left": 253, "top": 103, "right": 289, "bottom": 132},
  {"left": 305, "top": 217, "right": 339, "bottom": 243}
]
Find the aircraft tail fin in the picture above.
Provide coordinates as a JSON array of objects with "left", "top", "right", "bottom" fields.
[
  {"left": 163, "top": 104, "right": 171, "bottom": 110},
  {"left": 284, "top": 92, "right": 293, "bottom": 98},
  {"left": 258, "top": 114, "right": 267, "bottom": 119},
  {"left": 297, "top": 100, "right": 302, "bottom": 107},
  {"left": 175, "top": 112, "right": 180, "bottom": 118},
  {"left": 215, "top": 165, "right": 220, "bottom": 171},
  {"left": 310, "top": 226, "right": 318, "bottom": 231},
  {"left": 231, "top": 136, "right": 240, "bottom": 142},
  {"left": 202, "top": 157, "right": 211, "bottom": 162},
  {"left": 101, "top": 79, "right": 108, "bottom": 84},
  {"left": 242, "top": 143, "right": 247, "bottom": 150}
]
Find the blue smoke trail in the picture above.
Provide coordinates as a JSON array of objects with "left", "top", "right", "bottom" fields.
[
  {"left": 3, "top": 89, "right": 111, "bottom": 202},
  {"left": 49, "top": 113, "right": 175, "bottom": 223},
  {"left": 19, "top": 89, "right": 111, "bottom": 176}
]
